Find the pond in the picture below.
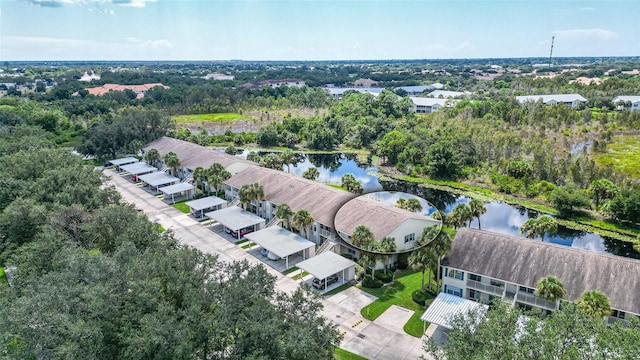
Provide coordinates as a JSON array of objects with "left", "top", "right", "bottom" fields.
[{"left": 237, "top": 150, "right": 640, "bottom": 259}]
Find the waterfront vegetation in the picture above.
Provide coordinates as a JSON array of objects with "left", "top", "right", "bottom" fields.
[{"left": 172, "top": 112, "right": 249, "bottom": 124}]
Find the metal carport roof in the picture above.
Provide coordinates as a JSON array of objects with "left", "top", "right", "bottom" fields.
[
  {"left": 120, "top": 162, "right": 157, "bottom": 176},
  {"left": 205, "top": 206, "right": 265, "bottom": 231},
  {"left": 296, "top": 252, "right": 355, "bottom": 281},
  {"left": 185, "top": 196, "right": 227, "bottom": 211},
  {"left": 244, "top": 226, "right": 314, "bottom": 259},
  {"left": 108, "top": 157, "right": 139, "bottom": 166},
  {"left": 420, "top": 293, "right": 488, "bottom": 330},
  {"left": 159, "top": 182, "right": 195, "bottom": 196},
  {"left": 138, "top": 172, "right": 180, "bottom": 187}
]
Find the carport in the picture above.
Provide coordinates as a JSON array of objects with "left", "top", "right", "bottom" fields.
[
  {"left": 244, "top": 226, "right": 316, "bottom": 269},
  {"left": 297, "top": 252, "right": 356, "bottom": 293},
  {"left": 205, "top": 206, "right": 265, "bottom": 239},
  {"left": 185, "top": 196, "right": 227, "bottom": 218},
  {"left": 108, "top": 157, "right": 139, "bottom": 170},
  {"left": 138, "top": 172, "right": 180, "bottom": 193},
  {"left": 119, "top": 162, "right": 157, "bottom": 180},
  {"left": 420, "top": 292, "right": 488, "bottom": 333},
  {"left": 160, "top": 183, "right": 196, "bottom": 204}
]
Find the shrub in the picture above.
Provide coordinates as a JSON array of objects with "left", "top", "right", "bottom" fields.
[
  {"left": 362, "top": 276, "right": 383, "bottom": 288},
  {"left": 375, "top": 271, "right": 393, "bottom": 283},
  {"left": 341, "top": 253, "right": 354, "bottom": 260},
  {"left": 412, "top": 289, "right": 434, "bottom": 306},
  {"left": 396, "top": 252, "right": 409, "bottom": 270}
]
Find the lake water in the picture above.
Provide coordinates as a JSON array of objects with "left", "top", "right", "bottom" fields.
[{"left": 241, "top": 151, "right": 639, "bottom": 259}]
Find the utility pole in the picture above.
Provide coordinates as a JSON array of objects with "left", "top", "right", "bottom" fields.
[{"left": 549, "top": 36, "right": 555, "bottom": 68}]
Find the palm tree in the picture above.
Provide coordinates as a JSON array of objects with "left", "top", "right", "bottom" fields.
[
  {"left": 360, "top": 241, "right": 382, "bottom": 279},
  {"left": 341, "top": 173, "right": 363, "bottom": 194},
  {"left": 302, "top": 167, "right": 320, "bottom": 181},
  {"left": 396, "top": 198, "right": 423, "bottom": 213},
  {"left": 163, "top": 152, "right": 181, "bottom": 177},
  {"left": 192, "top": 166, "right": 206, "bottom": 193},
  {"left": 409, "top": 247, "right": 438, "bottom": 291},
  {"left": 206, "top": 163, "right": 231, "bottom": 196},
  {"left": 468, "top": 199, "right": 487, "bottom": 230},
  {"left": 426, "top": 227, "right": 452, "bottom": 287},
  {"left": 247, "top": 151, "right": 262, "bottom": 163},
  {"left": 588, "top": 179, "right": 618, "bottom": 209},
  {"left": 261, "top": 153, "right": 283, "bottom": 170},
  {"left": 536, "top": 275, "right": 566, "bottom": 310},
  {"left": 292, "top": 209, "right": 314, "bottom": 240},
  {"left": 520, "top": 215, "right": 558, "bottom": 241},
  {"left": 576, "top": 290, "right": 612, "bottom": 319},
  {"left": 449, "top": 203, "right": 472, "bottom": 229},
  {"left": 144, "top": 148, "right": 160, "bottom": 168},
  {"left": 275, "top": 203, "right": 294, "bottom": 230},
  {"left": 281, "top": 149, "right": 296, "bottom": 173},
  {"left": 351, "top": 225, "right": 374, "bottom": 248},
  {"left": 358, "top": 251, "right": 376, "bottom": 281},
  {"left": 520, "top": 218, "right": 538, "bottom": 239},
  {"left": 378, "top": 236, "right": 397, "bottom": 272},
  {"left": 238, "top": 183, "right": 264, "bottom": 212}
]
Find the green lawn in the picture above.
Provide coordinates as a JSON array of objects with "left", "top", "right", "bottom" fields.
[
  {"left": 291, "top": 271, "right": 309, "bottom": 280},
  {"left": 241, "top": 242, "right": 255, "bottom": 249},
  {"left": 327, "top": 183, "right": 348, "bottom": 191},
  {"left": 172, "top": 113, "right": 247, "bottom": 124},
  {"left": 594, "top": 135, "right": 640, "bottom": 178},
  {"left": 359, "top": 269, "right": 435, "bottom": 338},
  {"left": 235, "top": 239, "right": 249, "bottom": 245},
  {"left": 172, "top": 201, "right": 190, "bottom": 214},
  {"left": 324, "top": 283, "right": 353, "bottom": 296},
  {"left": 282, "top": 266, "right": 299, "bottom": 275},
  {"left": 334, "top": 347, "right": 367, "bottom": 360}
]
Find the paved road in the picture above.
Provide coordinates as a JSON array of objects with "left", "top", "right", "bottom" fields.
[{"left": 104, "top": 169, "right": 426, "bottom": 359}]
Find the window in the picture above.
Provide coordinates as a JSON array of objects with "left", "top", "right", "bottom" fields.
[
  {"left": 470, "top": 274, "right": 482, "bottom": 282},
  {"left": 469, "top": 289, "right": 479, "bottom": 301},
  {"left": 519, "top": 286, "right": 534, "bottom": 294},
  {"left": 404, "top": 233, "right": 415, "bottom": 243},
  {"left": 448, "top": 269, "right": 464, "bottom": 281},
  {"left": 612, "top": 310, "right": 626, "bottom": 319},
  {"left": 445, "top": 285, "right": 463, "bottom": 297},
  {"left": 490, "top": 280, "right": 504, "bottom": 288}
]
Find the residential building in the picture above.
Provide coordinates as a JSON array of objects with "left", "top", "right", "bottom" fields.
[
  {"left": 353, "top": 78, "right": 378, "bottom": 88},
  {"left": 203, "top": 73, "right": 234, "bottom": 81},
  {"left": 243, "top": 78, "right": 305, "bottom": 89},
  {"left": 613, "top": 96, "right": 640, "bottom": 111},
  {"left": 441, "top": 229, "right": 640, "bottom": 323},
  {"left": 427, "top": 90, "right": 470, "bottom": 99},
  {"left": 73, "top": 83, "right": 170, "bottom": 99},
  {"left": 323, "top": 87, "right": 384, "bottom": 100},
  {"left": 515, "top": 94, "right": 587, "bottom": 109},
  {"left": 410, "top": 96, "right": 452, "bottom": 114}
]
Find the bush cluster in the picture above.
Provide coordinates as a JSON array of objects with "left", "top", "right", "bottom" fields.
[{"left": 362, "top": 276, "right": 383, "bottom": 288}]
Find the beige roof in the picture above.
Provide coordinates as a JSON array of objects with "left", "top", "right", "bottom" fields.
[
  {"left": 334, "top": 196, "right": 436, "bottom": 240},
  {"left": 225, "top": 166, "right": 354, "bottom": 226},
  {"left": 446, "top": 229, "right": 640, "bottom": 315},
  {"left": 143, "top": 137, "right": 253, "bottom": 172}
]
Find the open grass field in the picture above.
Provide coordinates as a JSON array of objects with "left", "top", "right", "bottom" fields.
[
  {"left": 334, "top": 347, "right": 367, "bottom": 360},
  {"left": 172, "top": 201, "right": 190, "bottom": 214},
  {"left": 359, "top": 269, "right": 435, "bottom": 338},
  {"left": 172, "top": 113, "right": 248, "bottom": 124},
  {"left": 594, "top": 135, "right": 640, "bottom": 179}
]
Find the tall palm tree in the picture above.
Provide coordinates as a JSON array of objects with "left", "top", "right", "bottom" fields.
[
  {"left": 378, "top": 236, "right": 397, "bottom": 272},
  {"left": 396, "top": 198, "right": 423, "bottom": 213},
  {"left": 247, "top": 151, "right": 262, "bottom": 163},
  {"left": 536, "top": 275, "right": 566, "bottom": 310},
  {"left": 302, "top": 167, "right": 320, "bottom": 181},
  {"left": 468, "top": 199, "right": 487, "bottom": 230},
  {"left": 409, "top": 247, "right": 438, "bottom": 291},
  {"left": 192, "top": 166, "right": 206, "bottom": 193},
  {"left": 361, "top": 241, "right": 383, "bottom": 278},
  {"left": 426, "top": 227, "right": 452, "bottom": 287},
  {"left": 275, "top": 203, "right": 293, "bottom": 230},
  {"left": 341, "top": 173, "right": 363, "bottom": 194},
  {"left": 449, "top": 203, "right": 472, "bottom": 229},
  {"left": 576, "top": 290, "right": 612, "bottom": 319},
  {"left": 520, "top": 218, "right": 538, "bottom": 239},
  {"left": 520, "top": 215, "right": 558, "bottom": 241},
  {"left": 207, "top": 163, "right": 231, "bottom": 195},
  {"left": 351, "top": 225, "right": 374, "bottom": 248},
  {"left": 281, "top": 149, "right": 296, "bottom": 173},
  {"left": 238, "top": 183, "right": 264, "bottom": 212},
  {"left": 292, "top": 209, "right": 314, "bottom": 240},
  {"left": 163, "top": 152, "right": 181, "bottom": 177},
  {"left": 588, "top": 179, "right": 618, "bottom": 209},
  {"left": 144, "top": 148, "right": 160, "bottom": 168},
  {"left": 358, "top": 251, "right": 376, "bottom": 281}
]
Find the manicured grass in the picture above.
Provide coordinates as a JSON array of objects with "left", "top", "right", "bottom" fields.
[
  {"left": 327, "top": 184, "right": 348, "bottom": 191},
  {"left": 241, "top": 242, "right": 256, "bottom": 249},
  {"left": 282, "top": 266, "right": 300, "bottom": 275},
  {"left": 172, "top": 113, "right": 247, "bottom": 124},
  {"left": 291, "top": 271, "right": 309, "bottom": 280},
  {"left": 334, "top": 347, "right": 367, "bottom": 360},
  {"left": 172, "top": 201, "right": 190, "bottom": 214},
  {"left": 594, "top": 135, "right": 640, "bottom": 178},
  {"left": 0, "top": 267, "right": 7, "bottom": 286},
  {"left": 324, "top": 283, "right": 353, "bottom": 296},
  {"left": 235, "top": 239, "right": 249, "bottom": 245},
  {"left": 359, "top": 269, "right": 435, "bottom": 338}
]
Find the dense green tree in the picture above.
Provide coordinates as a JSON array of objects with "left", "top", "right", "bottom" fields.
[
  {"left": 302, "top": 167, "right": 320, "bottom": 181},
  {"left": 144, "top": 148, "right": 161, "bottom": 168},
  {"left": 292, "top": 209, "right": 314, "bottom": 239},
  {"left": 205, "top": 162, "right": 231, "bottom": 195},
  {"left": 576, "top": 290, "right": 613, "bottom": 319},
  {"left": 275, "top": 203, "right": 294, "bottom": 230},
  {"left": 408, "top": 246, "right": 438, "bottom": 291},
  {"left": 520, "top": 214, "right": 558, "bottom": 241},
  {"left": 588, "top": 179, "right": 618, "bottom": 210},
  {"left": 396, "top": 197, "right": 423, "bottom": 213},
  {"left": 551, "top": 183, "right": 591, "bottom": 217},
  {"left": 536, "top": 275, "right": 566, "bottom": 310},
  {"left": 341, "top": 173, "right": 363, "bottom": 194},
  {"left": 163, "top": 151, "right": 181, "bottom": 177},
  {"left": 351, "top": 225, "right": 374, "bottom": 248}
]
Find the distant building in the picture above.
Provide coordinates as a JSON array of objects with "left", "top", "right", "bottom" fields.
[
  {"left": 353, "top": 78, "right": 378, "bottom": 88},
  {"left": 323, "top": 87, "right": 384, "bottom": 100},
  {"left": 203, "top": 73, "right": 234, "bottom": 81},
  {"left": 515, "top": 94, "right": 586, "bottom": 109},
  {"left": 427, "top": 90, "right": 470, "bottom": 99},
  {"left": 613, "top": 96, "right": 640, "bottom": 111},
  {"left": 79, "top": 72, "right": 101, "bottom": 82},
  {"left": 410, "top": 96, "right": 453, "bottom": 114},
  {"left": 72, "top": 83, "right": 170, "bottom": 99},
  {"left": 243, "top": 78, "right": 305, "bottom": 89}
]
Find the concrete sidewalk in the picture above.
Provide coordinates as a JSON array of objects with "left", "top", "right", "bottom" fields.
[{"left": 104, "top": 169, "right": 427, "bottom": 359}]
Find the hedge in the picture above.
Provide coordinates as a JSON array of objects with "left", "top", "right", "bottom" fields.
[{"left": 362, "top": 276, "right": 383, "bottom": 288}]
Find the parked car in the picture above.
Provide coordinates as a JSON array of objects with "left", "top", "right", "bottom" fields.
[
  {"left": 312, "top": 274, "right": 339, "bottom": 290},
  {"left": 230, "top": 227, "right": 254, "bottom": 238},
  {"left": 260, "top": 248, "right": 269, "bottom": 257}
]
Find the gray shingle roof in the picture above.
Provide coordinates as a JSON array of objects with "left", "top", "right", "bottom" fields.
[
  {"left": 143, "top": 137, "right": 253, "bottom": 171},
  {"left": 225, "top": 166, "right": 355, "bottom": 226},
  {"left": 515, "top": 94, "right": 586, "bottom": 104},
  {"left": 446, "top": 229, "right": 640, "bottom": 315}
]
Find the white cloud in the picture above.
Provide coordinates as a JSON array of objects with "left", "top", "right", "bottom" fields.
[
  {"left": 125, "top": 37, "right": 173, "bottom": 48},
  {"left": 554, "top": 28, "right": 618, "bottom": 41}
]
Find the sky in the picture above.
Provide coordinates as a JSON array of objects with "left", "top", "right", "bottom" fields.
[{"left": 1, "top": 0, "right": 639, "bottom": 61}]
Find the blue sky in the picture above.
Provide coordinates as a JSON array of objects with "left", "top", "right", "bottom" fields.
[{"left": 1, "top": 0, "right": 638, "bottom": 61}]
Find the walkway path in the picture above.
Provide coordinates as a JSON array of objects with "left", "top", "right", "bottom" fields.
[{"left": 104, "top": 169, "right": 427, "bottom": 359}]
